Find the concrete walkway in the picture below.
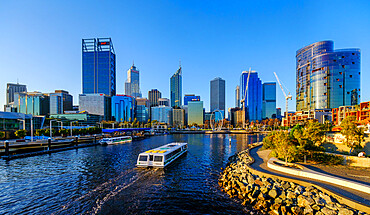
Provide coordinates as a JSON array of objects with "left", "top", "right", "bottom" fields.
[{"left": 249, "top": 146, "right": 370, "bottom": 206}]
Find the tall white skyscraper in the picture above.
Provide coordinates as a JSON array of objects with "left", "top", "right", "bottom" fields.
[{"left": 125, "top": 63, "right": 142, "bottom": 98}]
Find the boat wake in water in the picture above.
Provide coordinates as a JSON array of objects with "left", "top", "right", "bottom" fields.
[{"left": 54, "top": 168, "right": 160, "bottom": 215}]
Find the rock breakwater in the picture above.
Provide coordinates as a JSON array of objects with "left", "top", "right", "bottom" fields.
[{"left": 219, "top": 149, "right": 367, "bottom": 215}]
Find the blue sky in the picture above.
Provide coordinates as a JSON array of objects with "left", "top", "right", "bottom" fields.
[{"left": 1, "top": 1, "right": 370, "bottom": 113}]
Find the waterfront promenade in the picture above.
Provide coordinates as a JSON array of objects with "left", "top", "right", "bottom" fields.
[{"left": 249, "top": 146, "right": 370, "bottom": 206}]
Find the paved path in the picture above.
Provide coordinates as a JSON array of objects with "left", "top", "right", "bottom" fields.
[{"left": 249, "top": 146, "right": 370, "bottom": 206}]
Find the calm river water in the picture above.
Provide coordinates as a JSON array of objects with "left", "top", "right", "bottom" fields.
[{"left": 0, "top": 134, "right": 264, "bottom": 214}]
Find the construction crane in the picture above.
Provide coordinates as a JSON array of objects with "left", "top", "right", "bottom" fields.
[
  {"left": 274, "top": 72, "right": 292, "bottom": 125},
  {"left": 240, "top": 68, "right": 251, "bottom": 129}
]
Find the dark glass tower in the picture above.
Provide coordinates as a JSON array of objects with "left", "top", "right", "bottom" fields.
[
  {"left": 82, "top": 38, "right": 116, "bottom": 96},
  {"left": 210, "top": 77, "right": 225, "bottom": 114},
  {"left": 296, "top": 41, "right": 360, "bottom": 111},
  {"left": 170, "top": 65, "right": 182, "bottom": 108}
]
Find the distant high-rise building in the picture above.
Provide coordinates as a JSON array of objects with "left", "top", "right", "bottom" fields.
[
  {"left": 262, "top": 83, "right": 276, "bottom": 119},
  {"left": 125, "top": 64, "right": 142, "bottom": 98},
  {"left": 235, "top": 85, "right": 240, "bottom": 108},
  {"left": 158, "top": 98, "right": 170, "bottom": 107},
  {"left": 276, "top": 108, "right": 282, "bottom": 119},
  {"left": 240, "top": 71, "right": 262, "bottom": 121},
  {"left": 82, "top": 38, "right": 116, "bottom": 96},
  {"left": 170, "top": 65, "right": 182, "bottom": 108},
  {"left": 6, "top": 83, "right": 27, "bottom": 105},
  {"left": 79, "top": 94, "right": 111, "bottom": 121},
  {"left": 111, "top": 95, "right": 135, "bottom": 122},
  {"left": 184, "top": 94, "right": 200, "bottom": 105},
  {"left": 188, "top": 101, "right": 203, "bottom": 125},
  {"left": 4, "top": 83, "right": 27, "bottom": 112},
  {"left": 210, "top": 77, "right": 225, "bottom": 115},
  {"left": 49, "top": 90, "right": 73, "bottom": 115},
  {"left": 148, "top": 89, "right": 162, "bottom": 107},
  {"left": 296, "top": 41, "right": 361, "bottom": 111}
]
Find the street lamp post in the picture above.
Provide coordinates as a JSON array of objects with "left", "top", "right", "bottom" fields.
[
  {"left": 70, "top": 121, "right": 78, "bottom": 137},
  {"left": 31, "top": 116, "right": 33, "bottom": 142},
  {"left": 50, "top": 120, "right": 56, "bottom": 138}
]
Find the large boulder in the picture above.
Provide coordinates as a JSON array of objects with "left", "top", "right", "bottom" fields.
[
  {"left": 291, "top": 206, "right": 303, "bottom": 215},
  {"left": 321, "top": 207, "right": 337, "bottom": 215},
  {"left": 268, "top": 189, "right": 278, "bottom": 199},
  {"left": 304, "top": 205, "right": 314, "bottom": 215},
  {"left": 338, "top": 208, "right": 354, "bottom": 215},
  {"left": 297, "top": 195, "right": 315, "bottom": 207}
]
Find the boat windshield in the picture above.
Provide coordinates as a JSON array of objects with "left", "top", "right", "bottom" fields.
[{"left": 139, "top": 155, "right": 148, "bottom": 161}]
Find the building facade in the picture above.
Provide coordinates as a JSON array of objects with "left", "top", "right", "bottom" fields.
[
  {"left": 296, "top": 41, "right": 361, "bottom": 111},
  {"left": 151, "top": 106, "right": 173, "bottom": 125},
  {"left": 210, "top": 77, "right": 225, "bottom": 115},
  {"left": 82, "top": 38, "right": 116, "bottom": 96},
  {"left": 240, "top": 71, "right": 262, "bottom": 121},
  {"left": 79, "top": 94, "right": 111, "bottom": 121},
  {"left": 148, "top": 89, "right": 162, "bottom": 107},
  {"left": 170, "top": 66, "right": 182, "bottom": 107},
  {"left": 172, "top": 108, "right": 185, "bottom": 128},
  {"left": 111, "top": 95, "right": 135, "bottom": 122},
  {"left": 135, "top": 97, "right": 150, "bottom": 123},
  {"left": 262, "top": 82, "right": 276, "bottom": 119},
  {"left": 158, "top": 98, "right": 170, "bottom": 107},
  {"left": 184, "top": 94, "right": 200, "bottom": 105},
  {"left": 187, "top": 101, "right": 204, "bottom": 125},
  {"left": 49, "top": 90, "right": 73, "bottom": 115},
  {"left": 16, "top": 92, "right": 50, "bottom": 116},
  {"left": 125, "top": 64, "right": 142, "bottom": 98},
  {"left": 50, "top": 113, "right": 102, "bottom": 126}
]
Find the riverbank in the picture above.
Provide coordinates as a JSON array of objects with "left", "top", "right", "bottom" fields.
[{"left": 219, "top": 143, "right": 369, "bottom": 215}]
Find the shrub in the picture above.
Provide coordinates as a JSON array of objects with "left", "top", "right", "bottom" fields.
[
  {"left": 0, "top": 131, "right": 5, "bottom": 139},
  {"left": 15, "top": 129, "right": 27, "bottom": 139},
  {"left": 309, "top": 152, "right": 344, "bottom": 165}
]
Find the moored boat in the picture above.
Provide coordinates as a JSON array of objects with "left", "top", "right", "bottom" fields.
[
  {"left": 136, "top": 142, "right": 187, "bottom": 168},
  {"left": 99, "top": 136, "right": 132, "bottom": 145}
]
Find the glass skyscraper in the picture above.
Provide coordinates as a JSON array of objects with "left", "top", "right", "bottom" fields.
[
  {"left": 296, "top": 41, "right": 361, "bottom": 111},
  {"left": 111, "top": 95, "right": 135, "bottom": 122},
  {"left": 188, "top": 101, "right": 204, "bottom": 125},
  {"left": 210, "top": 77, "right": 225, "bottom": 115},
  {"left": 170, "top": 65, "right": 182, "bottom": 108},
  {"left": 82, "top": 38, "right": 116, "bottom": 96},
  {"left": 125, "top": 64, "right": 142, "bottom": 98},
  {"left": 16, "top": 92, "right": 50, "bottom": 116},
  {"left": 6, "top": 83, "right": 27, "bottom": 105},
  {"left": 262, "top": 82, "right": 276, "bottom": 119},
  {"left": 151, "top": 106, "right": 173, "bottom": 125},
  {"left": 240, "top": 71, "right": 262, "bottom": 121}
]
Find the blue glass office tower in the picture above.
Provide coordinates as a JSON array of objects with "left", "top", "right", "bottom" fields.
[
  {"left": 210, "top": 77, "right": 226, "bottom": 115},
  {"left": 111, "top": 95, "right": 135, "bottom": 122},
  {"left": 170, "top": 65, "right": 182, "bottom": 108},
  {"left": 262, "top": 82, "right": 276, "bottom": 119},
  {"left": 184, "top": 94, "right": 200, "bottom": 105},
  {"left": 240, "top": 71, "right": 262, "bottom": 121},
  {"left": 296, "top": 41, "right": 361, "bottom": 111},
  {"left": 82, "top": 38, "right": 116, "bottom": 96}
]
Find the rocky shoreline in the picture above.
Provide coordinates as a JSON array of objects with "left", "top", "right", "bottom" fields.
[{"left": 218, "top": 148, "right": 367, "bottom": 215}]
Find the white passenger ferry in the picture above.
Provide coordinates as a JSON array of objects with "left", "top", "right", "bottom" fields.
[
  {"left": 136, "top": 142, "right": 188, "bottom": 168},
  {"left": 99, "top": 136, "right": 132, "bottom": 145}
]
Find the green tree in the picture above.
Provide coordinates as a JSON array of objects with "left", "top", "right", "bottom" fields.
[
  {"left": 15, "top": 129, "right": 27, "bottom": 139},
  {"left": 59, "top": 128, "right": 69, "bottom": 137},
  {"left": 302, "top": 120, "right": 325, "bottom": 145},
  {"left": 340, "top": 116, "right": 364, "bottom": 153},
  {"left": 35, "top": 129, "right": 45, "bottom": 136},
  {"left": 273, "top": 131, "right": 298, "bottom": 165},
  {"left": 0, "top": 131, "right": 5, "bottom": 139}
]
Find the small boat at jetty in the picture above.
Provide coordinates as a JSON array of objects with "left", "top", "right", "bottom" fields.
[
  {"left": 99, "top": 136, "right": 132, "bottom": 145},
  {"left": 136, "top": 142, "right": 187, "bottom": 168}
]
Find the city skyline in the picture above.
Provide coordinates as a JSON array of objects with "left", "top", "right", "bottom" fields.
[{"left": 1, "top": 1, "right": 370, "bottom": 112}]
